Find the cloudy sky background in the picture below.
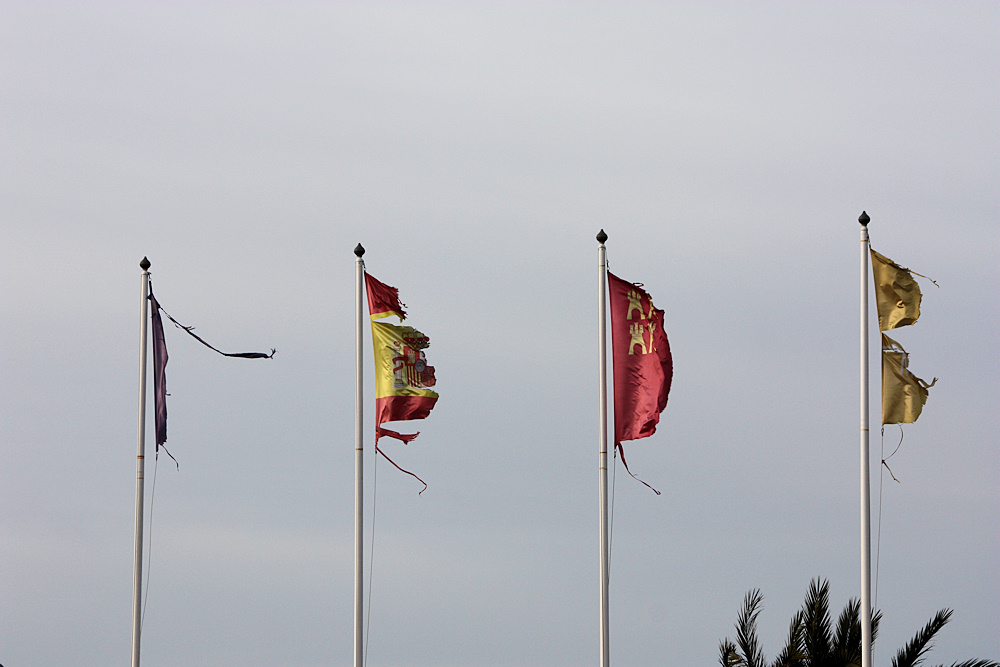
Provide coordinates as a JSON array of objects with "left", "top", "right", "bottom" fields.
[{"left": 2, "top": 3, "right": 997, "bottom": 666}]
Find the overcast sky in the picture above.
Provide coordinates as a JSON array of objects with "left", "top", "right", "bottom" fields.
[{"left": 2, "top": 3, "right": 997, "bottom": 666}]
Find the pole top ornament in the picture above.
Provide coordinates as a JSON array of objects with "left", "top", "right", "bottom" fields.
[
  {"left": 354, "top": 244, "right": 365, "bottom": 257},
  {"left": 859, "top": 211, "right": 870, "bottom": 227},
  {"left": 596, "top": 229, "right": 608, "bottom": 244}
]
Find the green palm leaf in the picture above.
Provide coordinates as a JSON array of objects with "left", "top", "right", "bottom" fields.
[
  {"left": 891, "top": 609, "right": 951, "bottom": 667},
  {"left": 801, "top": 579, "right": 833, "bottom": 667},
  {"left": 719, "top": 581, "right": 995, "bottom": 667},
  {"left": 720, "top": 638, "right": 744, "bottom": 667},
  {"left": 735, "top": 589, "right": 767, "bottom": 667}
]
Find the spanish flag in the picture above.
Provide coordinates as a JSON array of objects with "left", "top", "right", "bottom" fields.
[{"left": 366, "top": 273, "right": 438, "bottom": 444}]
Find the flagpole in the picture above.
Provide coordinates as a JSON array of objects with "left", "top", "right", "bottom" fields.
[
  {"left": 132, "top": 257, "right": 150, "bottom": 667},
  {"left": 596, "top": 230, "right": 610, "bottom": 667},
  {"left": 354, "top": 243, "right": 365, "bottom": 667},
  {"left": 858, "top": 212, "right": 872, "bottom": 667}
]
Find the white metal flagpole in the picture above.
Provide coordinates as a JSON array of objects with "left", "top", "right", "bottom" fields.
[
  {"left": 858, "top": 212, "right": 873, "bottom": 667},
  {"left": 132, "top": 257, "right": 150, "bottom": 667},
  {"left": 596, "top": 229, "right": 610, "bottom": 667},
  {"left": 354, "top": 243, "right": 365, "bottom": 667}
]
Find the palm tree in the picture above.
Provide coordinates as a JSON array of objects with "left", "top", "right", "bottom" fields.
[{"left": 719, "top": 578, "right": 997, "bottom": 667}]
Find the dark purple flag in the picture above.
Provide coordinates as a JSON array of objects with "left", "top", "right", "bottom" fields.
[
  {"left": 147, "top": 286, "right": 274, "bottom": 455},
  {"left": 149, "top": 291, "right": 169, "bottom": 448}
]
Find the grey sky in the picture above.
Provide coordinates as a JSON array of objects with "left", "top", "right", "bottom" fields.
[{"left": 2, "top": 2, "right": 997, "bottom": 666}]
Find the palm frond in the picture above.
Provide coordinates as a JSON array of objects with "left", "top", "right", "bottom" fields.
[
  {"left": 720, "top": 638, "right": 745, "bottom": 667},
  {"left": 772, "top": 609, "right": 806, "bottom": 667},
  {"left": 735, "top": 589, "right": 767, "bottom": 667},
  {"left": 801, "top": 578, "right": 833, "bottom": 665},
  {"left": 719, "top": 582, "right": 988, "bottom": 667},
  {"left": 891, "top": 609, "right": 953, "bottom": 667},
  {"left": 833, "top": 598, "right": 862, "bottom": 666},
  {"left": 871, "top": 607, "right": 882, "bottom": 645}
]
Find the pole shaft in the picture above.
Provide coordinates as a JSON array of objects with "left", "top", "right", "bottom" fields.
[
  {"left": 354, "top": 255, "right": 365, "bottom": 667},
  {"left": 860, "top": 224, "right": 872, "bottom": 667},
  {"left": 597, "top": 240, "right": 610, "bottom": 667},
  {"left": 131, "top": 267, "right": 149, "bottom": 667}
]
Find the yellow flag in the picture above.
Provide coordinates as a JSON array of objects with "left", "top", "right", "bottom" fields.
[
  {"left": 882, "top": 334, "right": 935, "bottom": 424},
  {"left": 370, "top": 321, "right": 439, "bottom": 401},
  {"left": 870, "top": 249, "right": 923, "bottom": 331}
]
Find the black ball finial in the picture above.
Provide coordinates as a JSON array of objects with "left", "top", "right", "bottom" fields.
[
  {"left": 859, "top": 211, "right": 870, "bottom": 227},
  {"left": 596, "top": 229, "right": 608, "bottom": 244},
  {"left": 139, "top": 257, "right": 151, "bottom": 270},
  {"left": 354, "top": 244, "right": 365, "bottom": 257}
]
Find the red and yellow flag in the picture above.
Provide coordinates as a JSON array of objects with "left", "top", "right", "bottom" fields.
[
  {"left": 608, "top": 271, "right": 672, "bottom": 454},
  {"left": 366, "top": 272, "right": 408, "bottom": 321},
  {"left": 366, "top": 273, "right": 438, "bottom": 445}
]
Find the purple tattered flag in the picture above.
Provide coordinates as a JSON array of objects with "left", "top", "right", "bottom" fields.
[
  {"left": 147, "top": 285, "right": 274, "bottom": 457},
  {"left": 149, "top": 291, "right": 169, "bottom": 448}
]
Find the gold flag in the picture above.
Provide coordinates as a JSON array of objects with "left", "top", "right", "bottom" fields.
[
  {"left": 871, "top": 249, "right": 923, "bottom": 331},
  {"left": 882, "top": 334, "right": 935, "bottom": 424}
]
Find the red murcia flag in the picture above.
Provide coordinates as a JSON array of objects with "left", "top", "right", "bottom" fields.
[{"left": 608, "top": 271, "right": 672, "bottom": 476}]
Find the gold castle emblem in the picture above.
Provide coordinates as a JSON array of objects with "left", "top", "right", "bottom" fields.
[{"left": 625, "top": 288, "right": 659, "bottom": 355}]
